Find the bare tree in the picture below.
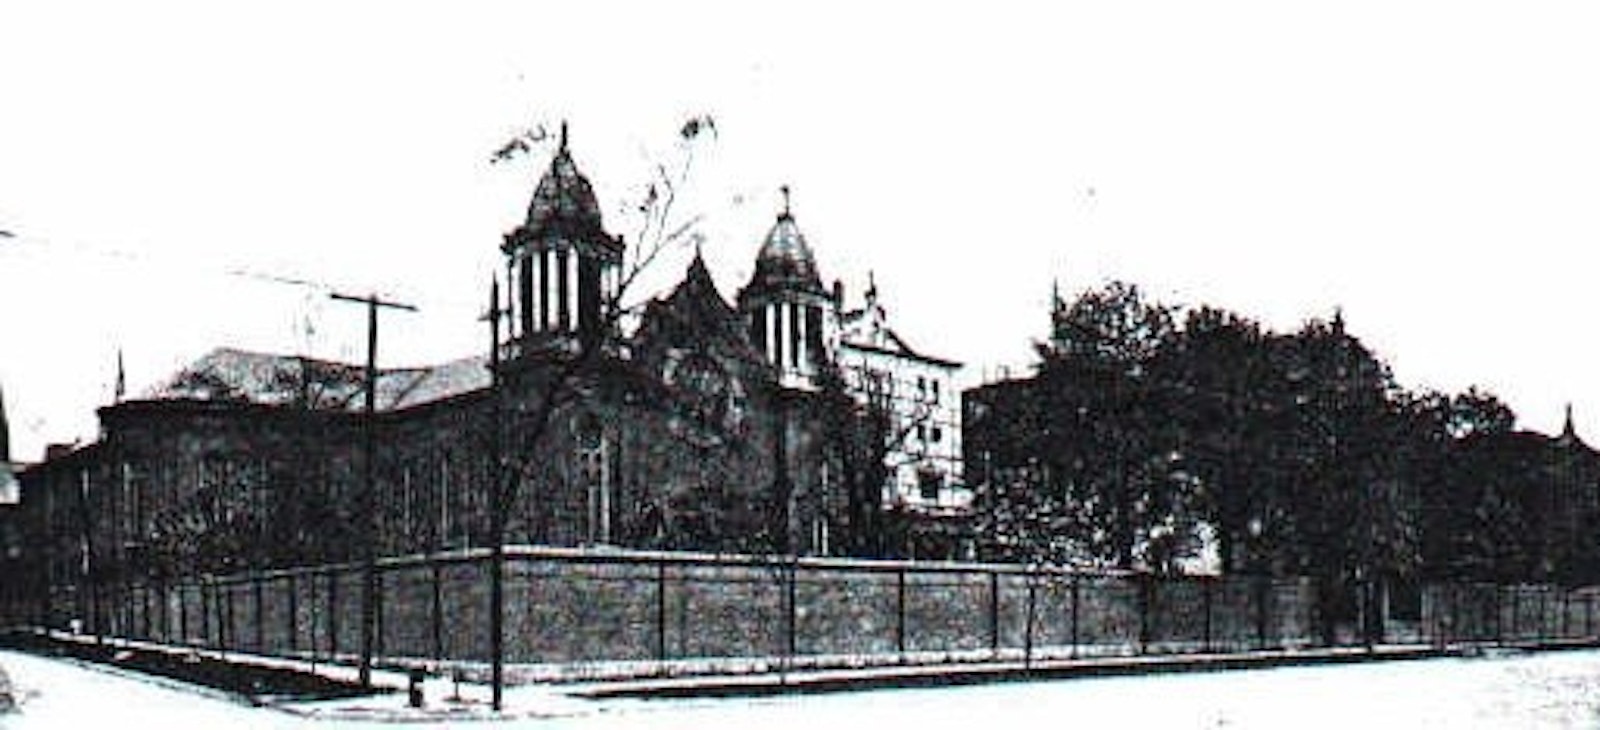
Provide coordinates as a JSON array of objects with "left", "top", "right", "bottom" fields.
[{"left": 483, "top": 116, "right": 715, "bottom": 709}]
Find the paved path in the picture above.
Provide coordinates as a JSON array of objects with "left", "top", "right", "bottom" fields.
[
  {"left": 0, "top": 649, "right": 297, "bottom": 729},
  {"left": 5, "top": 644, "right": 1600, "bottom": 728}
]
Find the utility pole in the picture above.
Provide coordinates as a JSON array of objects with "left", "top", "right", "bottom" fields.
[
  {"left": 482, "top": 279, "right": 508, "bottom": 711},
  {"left": 330, "top": 291, "right": 417, "bottom": 689}
]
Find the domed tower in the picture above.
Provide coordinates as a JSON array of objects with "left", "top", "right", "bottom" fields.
[
  {"left": 736, "top": 187, "right": 836, "bottom": 390},
  {"left": 501, "top": 123, "right": 625, "bottom": 357}
]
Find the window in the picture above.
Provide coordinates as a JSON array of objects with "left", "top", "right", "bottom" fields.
[
  {"left": 931, "top": 426, "right": 943, "bottom": 443},
  {"left": 749, "top": 312, "right": 768, "bottom": 355},
  {"left": 438, "top": 454, "right": 454, "bottom": 549},
  {"left": 576, "top": 416, "right": 612, "bottom": 544},
  {"left": 401, "top": 467, "right": 414, "bottom": 550},
  {"left": 119, "top": 462, "right": 141, "bottom": 542},
  {"left": 918, "top": 469, "right": 941, "bottom": 501},
  {"left": 932, "top": 380, "right": 940, "bottom": 404}
]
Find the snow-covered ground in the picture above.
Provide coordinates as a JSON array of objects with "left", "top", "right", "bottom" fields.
[{"left": 5, "top": 647, "right": 1600, "bottom": 728}]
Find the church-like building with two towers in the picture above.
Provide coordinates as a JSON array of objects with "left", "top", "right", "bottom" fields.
[{"left": 18, "top": 127, "right": 969, "bottom": 590}]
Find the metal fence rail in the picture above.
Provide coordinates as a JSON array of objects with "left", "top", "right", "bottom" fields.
[{"left": 6, "top": 547, "right": 1598, "bottom": 678}]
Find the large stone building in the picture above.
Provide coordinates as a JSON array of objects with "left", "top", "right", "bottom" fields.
[{"left": 18, "top": 129, "right": 968, "bottom": 600}]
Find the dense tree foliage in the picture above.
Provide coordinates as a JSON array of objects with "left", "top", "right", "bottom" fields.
[{"left": 979, "top": 279, "right": 1600, "bottom": 595}]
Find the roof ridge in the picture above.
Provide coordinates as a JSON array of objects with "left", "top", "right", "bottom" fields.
[{"left": 385, "top": 368, "right": 434, "bottom": 410}]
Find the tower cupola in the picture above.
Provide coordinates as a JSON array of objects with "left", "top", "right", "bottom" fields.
[
  {"left": 747, "top": 188, "right": 825, "bottom": 298},
  {"left": 736, "top": 187, "right": 836, "bottom": 390},
  {"left": 501, "top": 123, "right": 626, "bottom": 355}
]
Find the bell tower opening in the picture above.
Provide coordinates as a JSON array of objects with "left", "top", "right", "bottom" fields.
[
  {"left": 501, "top": 123, "right": 625, "bottom": 359},
  {"left": 735, "top": 186, "right": 836, "bottom": 390}
]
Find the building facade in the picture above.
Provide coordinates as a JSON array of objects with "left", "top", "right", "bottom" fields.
[
  {"left": 18, "top": 129, "right": 968, "bottom": 608},
  {"left": 835, "top": 276, "right": 965, "bottom": 512}
]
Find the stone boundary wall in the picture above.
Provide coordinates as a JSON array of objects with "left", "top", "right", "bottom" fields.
[{"left": 16, "top": 548, "right": 1600, "bottom": 669}]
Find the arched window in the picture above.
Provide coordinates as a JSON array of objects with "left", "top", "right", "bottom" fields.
[{"left": 575, "top": 415, "right": 614, "bottom": 544}]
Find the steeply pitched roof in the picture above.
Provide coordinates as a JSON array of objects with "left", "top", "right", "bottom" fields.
[
  {"left": 840, "top": 332, "right": 962, "bottom": 369},
  {"left": 140, "top": 348, "right": 489, "bottom": 412},
  {"left": 523, "top": 123, "right": 605, "bottom": 238},
  {"left": 636, "top": 253, "right": 758, "bottom": 360},
  {"left": 839, "top": 277, "right": 961, "bottom": 369},
  {"left": 744, "top": 190, "right": 825, "bottom": 297}
]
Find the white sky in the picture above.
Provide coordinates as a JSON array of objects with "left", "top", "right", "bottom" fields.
[{"left": 3, "top": 2, "right": 1600, "bottom": 461}]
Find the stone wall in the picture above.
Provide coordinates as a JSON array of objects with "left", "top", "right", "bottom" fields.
[
  {"left": 39, "top": 547, "right": 1332, "bottom": 667},
  {"left": 43, "top": 548, "right": 1600, "bottom": 671}
]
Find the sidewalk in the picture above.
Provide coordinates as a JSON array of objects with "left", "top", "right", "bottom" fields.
[
  {"left": 575, "top": 643, "right": 1455, "bottom": 699},
  {"left": 11, "top": 630, "right": 1600, "bottom": 722}
]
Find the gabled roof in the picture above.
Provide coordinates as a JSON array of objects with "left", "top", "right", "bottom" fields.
[
  {"left": 838, "top": 277, "right": 960, "bottom": 369},
  {"left": 139, "top": 348, "right": 489, "bottom": 412},
  {"left": 841, "top": 331, "right": 962, "bottom": 369},
  {"left": 636, "top": 253, "right": 761, "bottom": 363}
]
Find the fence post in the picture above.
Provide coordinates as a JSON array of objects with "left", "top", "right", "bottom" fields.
[
  {"left": 1548, "top": 588, "right": 1556, "bottom": 640},
  {"left": 655, "top": 560, "right": 667, "bottom": 663},
  {"left": 1024, "top": 568, "right": 1036, "bottom": 669},
  {"left": 787, "top": 557, "right": 799, "bottom": 665},
  {"left": 1451, "top": 584, "right": 1461, "bottom": 646},
  {"left": 374, "top": 568, "right": 384, "bottom": 660},
  {"left": 210, "top": 581, "right": 219, "bottom": 650},
  {"left": 1425, "top": 584, "right": 1435, "bottom": 647},
  {"left": 142, "top": 583, "right": 153, "bottom": 639},
  {"left": 211, "top": 582, "right": 222, "bottom": 650},
  {"left": 1446, "top": 585, "right": 1456, "bottom": 647},
  {"left": 1512, "top": 588, "right": 1520, "bottom": 643},
  {"left": 110, "top": 585, "right": 121, "bottom": 642},
  {"left": 431, "top": 562, "right": 444, "bottom": 663},
  {"left": 1137, "top": 574, "right": 1150, "bottom": 655},
  {"left": 1560, "top": 590, "right": 1569, "bottom": 640},
  {"left": 287, "top": 573, "right": 298, "bottom": 655},
  {"left": 328, "top": 570, "right": 339, "bottom": 659},
  {"left": 155, "top": 583, "right": 166, "bottom": 643},
  {"left": 1529, "top": 589, "right": 1542, "bottom": 640},
  {"left": 1069, "top": 573, "right": 1080, "bottom": 659},
  {"left": 895, "top": 567, "right": 907, "bottom": 657},
  {"left": 254, "top": 574, "right": 266, "bottom": 653},
  {"left": 225, "top": 579, "right": 237, "bottom": 652},
  {"left": 1543, "top": 588, "right": 1550, "bottom": 640},
  {"left": 989, "top": 569, "right": 1001, "bottom": 657},
  {"left": 1202, "top": 577, "right": 1213, "bottom": 654},
  {"left": 107, "top": 584, "right": 117, "bottom": 642},
  {"left": 1493, "top": 586, "right": 1503, "bottom": 645},
  {"left": 201, "top": 580, "right": 212, "bottom": 647},
  {"left": 1255, "top": 574, "right": 1268, "bottom": 650},
  {"left": 1588, "top": 593, "right": 1594, "bottom": 640}
]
